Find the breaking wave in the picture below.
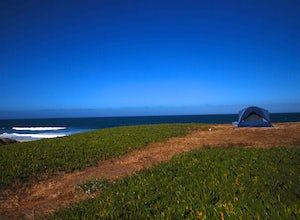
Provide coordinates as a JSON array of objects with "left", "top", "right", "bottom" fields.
[
  {"left": 0, "top": 132, "right": 67, "bottom": 140},
  {"left": 12, "top": 127, "right": 67, "bottom": 131}
]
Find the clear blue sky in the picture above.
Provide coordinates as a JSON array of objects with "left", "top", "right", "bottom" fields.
[{"left": 1, "top": 0, "right": 300, "bottom": 118}]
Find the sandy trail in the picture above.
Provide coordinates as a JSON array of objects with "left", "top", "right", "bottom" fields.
[{"left": 0, "top": 123, "right": 299, "bottom": 219}]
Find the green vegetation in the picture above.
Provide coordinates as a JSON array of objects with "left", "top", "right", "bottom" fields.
[
  {"left": 52, "top": 147, "right": 300, "bottom": 219},
  {"left": 0, "top": 124, "right": 207, "bottom": 187}
]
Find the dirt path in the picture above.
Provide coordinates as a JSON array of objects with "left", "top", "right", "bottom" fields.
[{"left": 1, "top": 123, "right": 300, "bottom": 219}]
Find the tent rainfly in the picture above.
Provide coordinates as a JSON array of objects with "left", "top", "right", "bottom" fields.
[{"left": 235, "top": 106, "right": 272, "bottom": 127}]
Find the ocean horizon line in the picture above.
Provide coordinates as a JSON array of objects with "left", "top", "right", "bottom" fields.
[{"left": 1, "top": 111, "right": 300, "bottom": 121}]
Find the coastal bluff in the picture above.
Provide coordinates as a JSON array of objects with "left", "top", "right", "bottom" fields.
[{"left": 0, "top": 138, "right": 18, "bottom": 145}]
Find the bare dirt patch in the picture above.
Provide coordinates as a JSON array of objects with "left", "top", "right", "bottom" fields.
[{"left": 1, "top": 122, "right": 299, "bottom": 219}]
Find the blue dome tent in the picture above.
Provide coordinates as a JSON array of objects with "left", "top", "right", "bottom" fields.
[{"left": 236, "top": 106, "right": 272, "bottom": 127}]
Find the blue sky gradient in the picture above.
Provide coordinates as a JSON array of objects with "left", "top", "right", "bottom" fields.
[{"left": 1, "top": 0, "right": 300, "bottom": 118}]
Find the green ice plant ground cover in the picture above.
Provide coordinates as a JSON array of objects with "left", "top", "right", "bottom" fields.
[
  {"left": 52, "top": 147, "right": 300, "bottom": 219},
  {"left": 0, "top": 124, "right": 207, "bottom": 188}
]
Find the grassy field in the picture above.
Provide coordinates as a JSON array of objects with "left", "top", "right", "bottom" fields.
[
  {"left": 0, "top": 124, "right": 207, "bottom": 188},
  {"left": 52, "top": 147, "right": 300, "bottom": 219}
]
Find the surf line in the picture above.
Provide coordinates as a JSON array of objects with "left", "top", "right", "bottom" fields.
[{"left": 12, "top": 127, "right": 67, "bottom": 131}]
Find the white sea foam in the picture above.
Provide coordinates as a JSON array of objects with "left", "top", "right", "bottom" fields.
[
  {"left": 0, "top": 132, "right": 67, "bottom": 140},
  {"left": 12, "top": 127, "right": 66, "bottom": 131}
]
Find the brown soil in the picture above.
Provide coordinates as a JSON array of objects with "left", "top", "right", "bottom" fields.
[{"left": 0, "top": 122, "right": 299, "bottom": 219}]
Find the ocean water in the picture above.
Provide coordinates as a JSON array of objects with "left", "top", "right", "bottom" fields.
[{"left": 1, "top": 113, "right": 299, "bottom": 141}]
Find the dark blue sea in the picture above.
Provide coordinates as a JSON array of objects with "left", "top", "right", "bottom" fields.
[{"left": 1, "top": 113, "right": 299, "bottom": 141}]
